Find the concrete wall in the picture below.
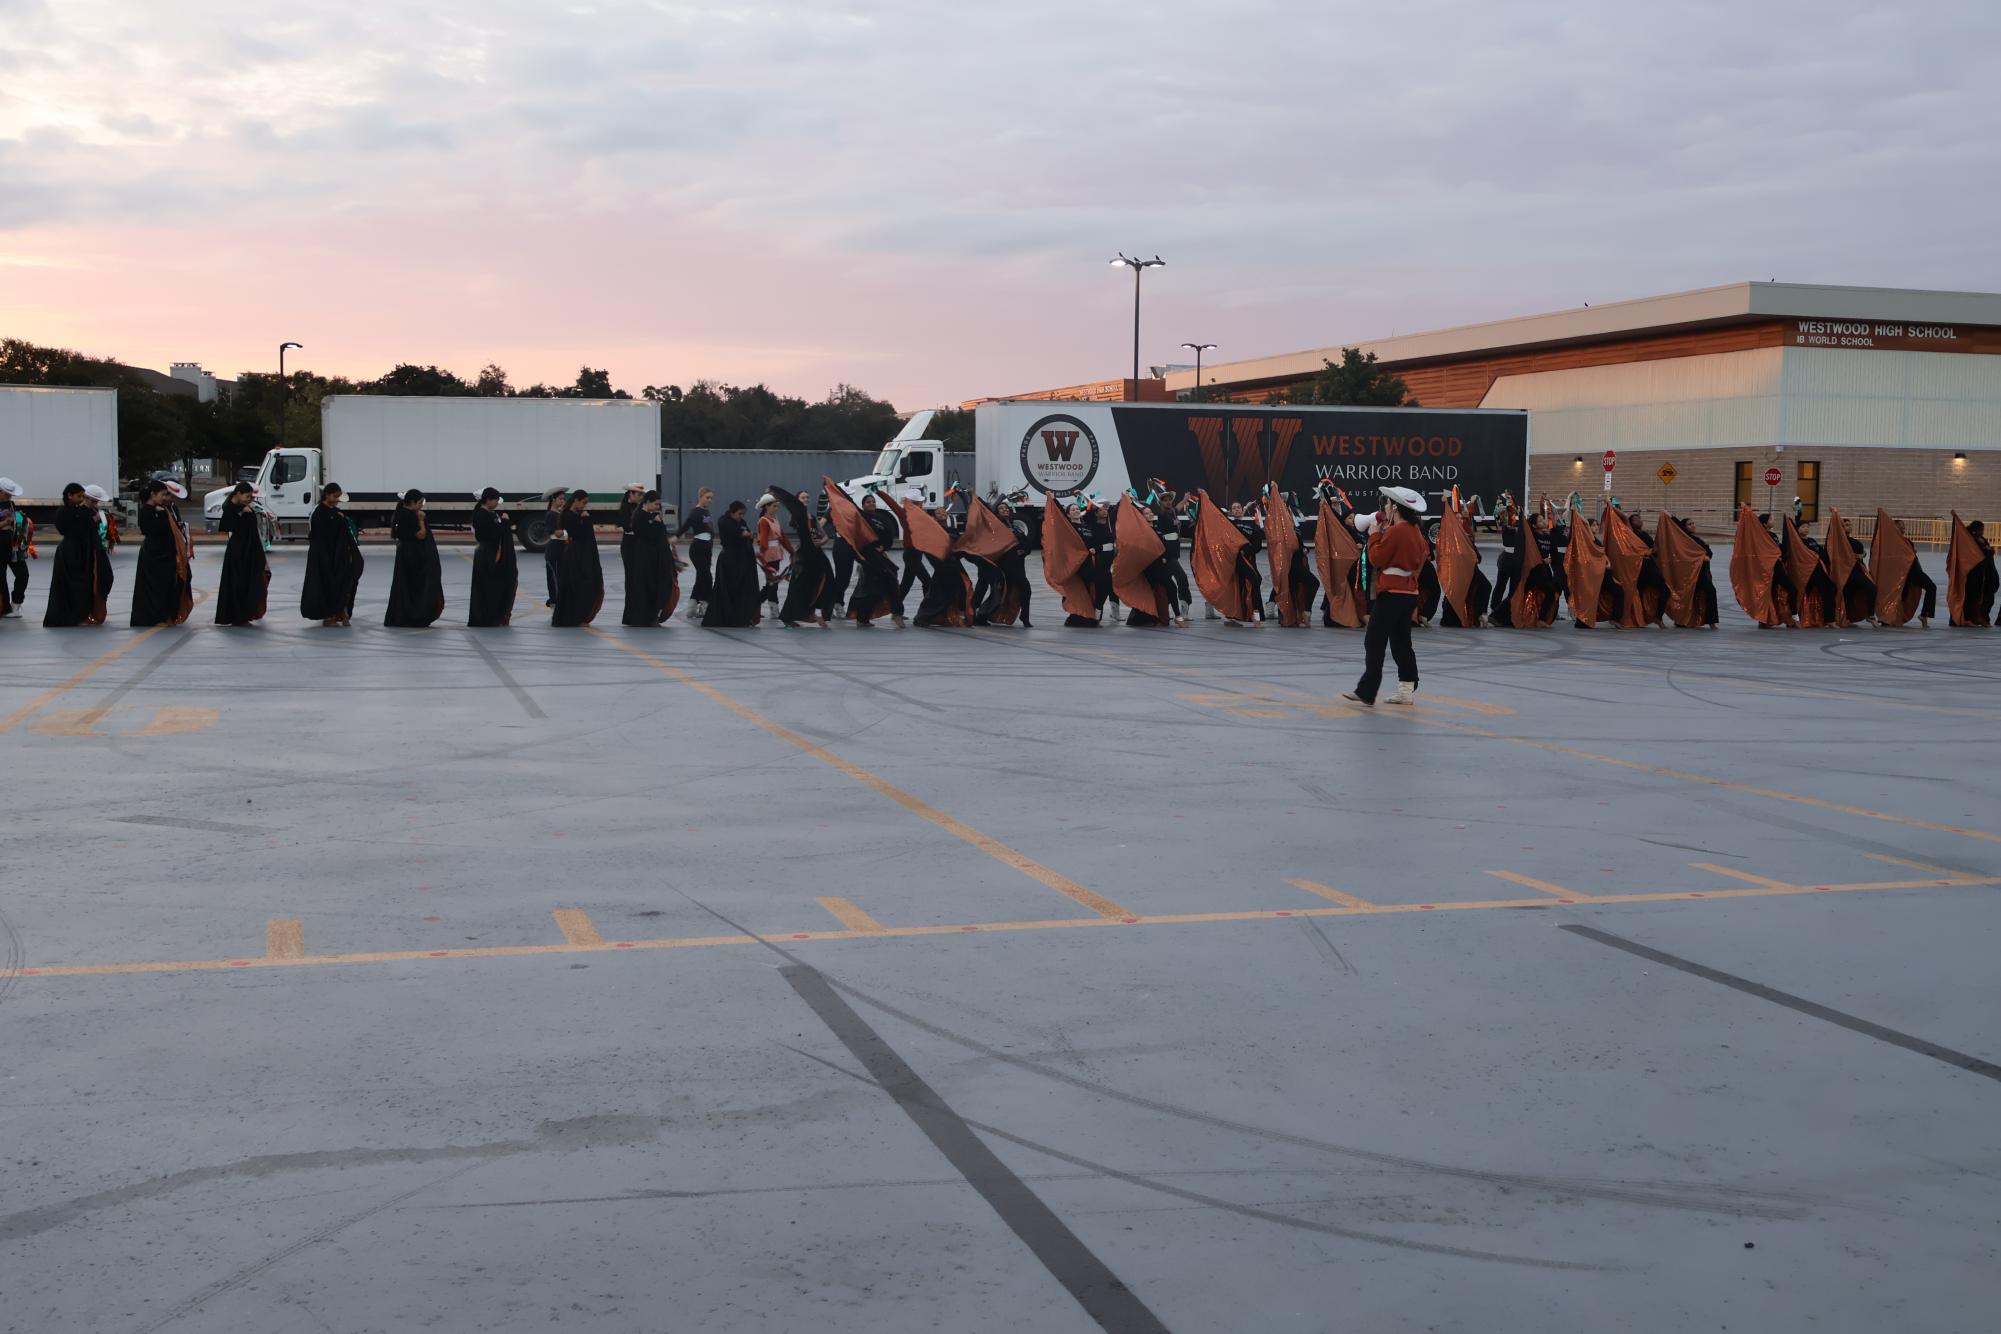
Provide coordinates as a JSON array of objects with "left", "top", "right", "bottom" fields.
[{"left": 1528, "top": 446, "right": 1995, "bottom": 536}]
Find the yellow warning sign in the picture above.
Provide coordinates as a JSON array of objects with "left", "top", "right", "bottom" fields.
[{"left": 1656, "top": 461, "right": 1679, "bottom": 485}]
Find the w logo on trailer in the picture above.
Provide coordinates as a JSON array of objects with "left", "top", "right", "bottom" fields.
[{"left": 1019, "top": 414, "right": 1100, "bottom": 496}]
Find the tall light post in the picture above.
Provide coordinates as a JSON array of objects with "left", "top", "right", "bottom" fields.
[
  {"left": 277, "top": 341, "right": 302, "bottom": 448},
  {"left": 1181, "top": 341, "right": 1216, "bottom": 399},
  {"left": 1110, "top": 253, "right": 1164, "bottom": 388}
]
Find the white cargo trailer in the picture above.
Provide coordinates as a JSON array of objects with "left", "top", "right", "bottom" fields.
[
  {"left": 0, "top": 385, "right": 121, "bottom": 514},
  {"left": 207, "top": 395, "right": 661, "bottom": 548}
]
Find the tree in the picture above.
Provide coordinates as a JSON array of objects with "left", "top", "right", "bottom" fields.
[
  {"left": 474, "top": 363, "right": 513, "bottom": 396},
  {"left": 567, "top": 366, "right": 627, "bottom": 399},
  {"left": 1274, "top": 347, "right": 1417, "bottom": 407},
  {"left": 926, "top": 407, "right": 974, "bottom": 454},
  {"left": 366, "top": 363, "right": 474, "bottom": 396}
]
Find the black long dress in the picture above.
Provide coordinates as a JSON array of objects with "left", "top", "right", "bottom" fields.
[
  {"left": 846, "top": 509, "right": 904, "bottom": 625},
  {"left": 301, "top": 503, "right": 363, "bottom": 622},
  {"left": 702, "top": 513, "right": 762, "bottom": 627},
  {"left": 43, "top": 503, "right": 109, "bottom": 627},
  {"left": 383, "top": 507, "right": 445, "bottom": 627},
  {"left": 468, "top": 507, "right": 519, "bottom": 626},
  {"left": 130, "top": 504, "right": 193, "bottom": 626},
  {"left": 213, "top": 503, "right": 268, "bottom": 626},
  {"left": 620, "top": 509, "right": 679, "bottom": 625},
  {"left": 773, "top": 490, "right": 829, "bottom": 626},
  {"left": 551, "top": 509, "right": 604, "bottom": 627}
]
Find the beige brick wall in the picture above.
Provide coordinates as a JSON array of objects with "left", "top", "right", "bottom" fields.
[{"left": 1528, "top": 447, "right": 1999, "bottom": 535}]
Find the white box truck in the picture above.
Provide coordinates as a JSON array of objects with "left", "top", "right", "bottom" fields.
[
  {"left": 207, "top": 395, "right": 661, "bottom": 549},
  {"left": 0, "top": 385, "right": 121, "bottom": 517}
]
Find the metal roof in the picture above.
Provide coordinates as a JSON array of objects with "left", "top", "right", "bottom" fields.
[{"left": 1162, "top": 282, "right": 2001, "bottom": 393}]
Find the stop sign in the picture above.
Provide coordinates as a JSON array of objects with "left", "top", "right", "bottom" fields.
[
  {"left": 1601, "top": 450, "right": 1616, "bottom": 472},
  {"left": 1764, "top": 466, "right": 1782, "bottom": 487}
]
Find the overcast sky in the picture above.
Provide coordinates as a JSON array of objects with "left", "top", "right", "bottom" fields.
[{"left": 4, "top": 0, "right": 1998, "bottom": 408}]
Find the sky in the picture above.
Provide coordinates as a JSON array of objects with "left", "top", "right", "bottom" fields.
[{"left": 4, "top": 0, "right": 2000, "bottom": 410}]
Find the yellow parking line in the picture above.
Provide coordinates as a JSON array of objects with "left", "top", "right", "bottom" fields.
[
  {"left": 265, "top": 918, "right": 304, "bottom": 960},
  {"left": 817, "top": 896, "right": 888, "bottom": 934},
  {"left": 0, "top": 626, "right": 167, "bottom": 733},
  {"left": 1690, "top": 863, "right": 1797, "bottom": 889},
  {"left": 20, "top": 872, "right": 1996, "bottom": 983},
  {"left": 551, "top": 909, "right": 604, "bottom": 947},
  {"left": 588, "top": 630, "right": 1135, "bottom": 921},
  {"left": 1865, "top": 853, "right": 1985, "bottom": 880},
  {"left": 1287, "top": 878, "right": 1375, "bottom": 908},
  {"left": 1485, "top": 870, "right": 1596, "bottom": 901}
]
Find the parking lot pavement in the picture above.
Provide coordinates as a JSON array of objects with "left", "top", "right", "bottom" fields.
[{"left": 2, "top": 546, "right": 1997, "bottom": 1332}]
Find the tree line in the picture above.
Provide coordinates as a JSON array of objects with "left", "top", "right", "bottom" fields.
[{"left": 0, "top": 338, "right": 970, "bottom": 478}]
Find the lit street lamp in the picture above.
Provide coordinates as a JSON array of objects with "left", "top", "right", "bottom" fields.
[
  {"left": 1110, "top": 253, "right": 1165, "bottom": 387},
  {"left": 1181, "top": 341, "right": 1216, "bottom": 398}
]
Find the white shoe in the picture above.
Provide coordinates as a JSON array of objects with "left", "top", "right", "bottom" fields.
[
  {"left": 1385, "top": 682, "right": 1416, "bottom": 706},
  {"left": 1204, "top": 605, "right": 1219, "bottom": 620}
]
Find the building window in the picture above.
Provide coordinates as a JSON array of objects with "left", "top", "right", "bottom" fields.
[
  {"left": 1796, "top": 460, "right": 1820, "bottom": 522},
  {"left": 1734, "top": 461, "right": 1754, "bottom": 511}
]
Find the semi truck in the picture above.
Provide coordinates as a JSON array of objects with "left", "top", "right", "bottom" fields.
[
  {"left": 846, "top": 399, "right": 1529, "bottom": 546},
  {"left": 0, "top": 385, "right": 122, "bottom": 518},
  {"left": 206, "top": 395, "right": 661, "bottom": 549}
]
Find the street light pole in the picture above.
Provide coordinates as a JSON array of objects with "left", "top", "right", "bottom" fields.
[
  {"left": 277, "top": 341, "right": 302, "bottom": 448},
  {"left": 1110, "top": 253, "right": 1164, "bottom": 389},
  {"left": 1181, "top": 341, "right": 1216, "bottom": 399}
]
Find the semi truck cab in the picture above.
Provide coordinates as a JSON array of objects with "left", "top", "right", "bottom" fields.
[
  {"left": 205, "top": 448, "right": 320, "bottom": 535},
  {"left": 842, "top": 411, "right": 948, "bottom": 508}
]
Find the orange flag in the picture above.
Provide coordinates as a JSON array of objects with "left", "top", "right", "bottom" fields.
[
  {"left": 1189, "top": 491, "right": 1252, "bottom": 621},
  {"left": 1509, "top": 511, "right": 1554, "bottom": 628},
  {"left": 1780, "top": 514, "right": 1828, "bottom": 628},
  {"left": 902, "top": 501, "right": 955, "bottom": 562},
  {"left": 1111, "top": 500, "right": 1169, "bottom": 622},
  {"left": 1729, "top": 505, "right": 1785, "bottom": 626},
  {"left": 1946, "top": 511, "right": 1990, "bottom": 627},
  {"left": 822, "top": 477, "right": 882, "bottom": 555},
  {"left": 1314, "top": 499, "right": 1364, "bottom": 627},
  {"left": 959, "top": 498, "right": 1018, "bottom": 562},
  {"left": 1040, "top": 495, "right": 1098, "bottom": 620},
  {"left": 1434, "top": 502, "right": 1480, "bottom": 627},
  {"left": 1652, "top": 513, "right": 1710, "bottom": 628},
  {"left": 1264, "top": 496, "right": 1308, "bottom": 626},
  {"left": 1869, "top": 509, "right": 1923, "bottom": 626},
  {"left": 1564, "top": 506, "right": 1610, "bottom": 627}
]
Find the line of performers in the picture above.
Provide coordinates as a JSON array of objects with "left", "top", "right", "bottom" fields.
[{"left": 7, "top": 472, "right": 1996, "bottom": 635}]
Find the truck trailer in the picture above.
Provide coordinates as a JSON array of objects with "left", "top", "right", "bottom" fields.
[
  {"left": 845, "top": 399, "right": 1528, "bottom": 547},
  {"left": 0, "top": 385, "right": 121, "bottom": 518},
  {"left": 206, "top": 395, "right": 661, "bottom": 548}
]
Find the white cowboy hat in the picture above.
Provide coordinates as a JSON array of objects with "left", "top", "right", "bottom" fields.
[
  {"left": 163, "top": 480, "right": 188, "bottom": 499},
  {"left": 625, "top": 482, "right": 647, "bottom": 491},
  {"left": 756, "top": 492, "right": 776, "bottom": 507},
  {"left": 83, "top": 484, "right": 110, "bottom": 502},
  {"left": 0, "top": 477, "right": 20, "bottom": 497},
  {"left": 1380, "top": 485, "right": 1427, "bottom": 514}
]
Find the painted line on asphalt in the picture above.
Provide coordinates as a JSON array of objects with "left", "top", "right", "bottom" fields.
[
  {"left": 817, "top": 896, "right": 888, "bottom": 934},
  {"left": 14, "top": 873, "right": 1996, "bottom": 982},
  {"left": 551, "top": 909, "right": 603, "bottom": 947},
  {"left": 1866, "top": 853, "right": 1987, "bottom": 880},
  {"left": 1286, "top": 878, "right": 1375, "bottom": 908},
  {"left": 783, "top": 963, "right": 1169, "bottom": 1333},
  {"left": 0, "top": 626, "right": 169, "bottom": 734},
  {"left": 586, "top": 628, "right": 1136, "bottom": 921},
  {"left": 1690, "top": 862, "right": 1797, "bottom": 889},
  {"left": 1485, "top": 870, "right": 1596, "bottom": 903},
  {"left": 265, "top": 918, "right": 305, "bottom": 960},
  {"left": 1560, "top": 924, "right": 2001, "bottom": 1084}
]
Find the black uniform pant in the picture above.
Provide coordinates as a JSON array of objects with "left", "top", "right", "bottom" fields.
[
  {"left": 899, "top": 547, "right": 929, "bottom": 600},
  {"left": 543, "top": 552, "right": 561, "bottom": 605},
  {"left": 7, "top": 557, "right": 24, "bottom": 605},
  {"left": 1163, "top": 551, "right": 1191, "bottom": 610},
  {"left": 1910, "top": 567, "right": 1937, "bottom": 621},
  {"left": 688, "top": 536, "right": 713, "bottom": 603},
  {"left": 1354, "top": 592, "right": 1419, "bottom": 702},
  {"left": 1490, "top": 551, "right": 1521, "bottom": 614}
]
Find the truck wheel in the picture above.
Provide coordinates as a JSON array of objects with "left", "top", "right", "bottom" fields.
[{"left": 517, "top": 512, "right": 553, "bottom": 553}]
